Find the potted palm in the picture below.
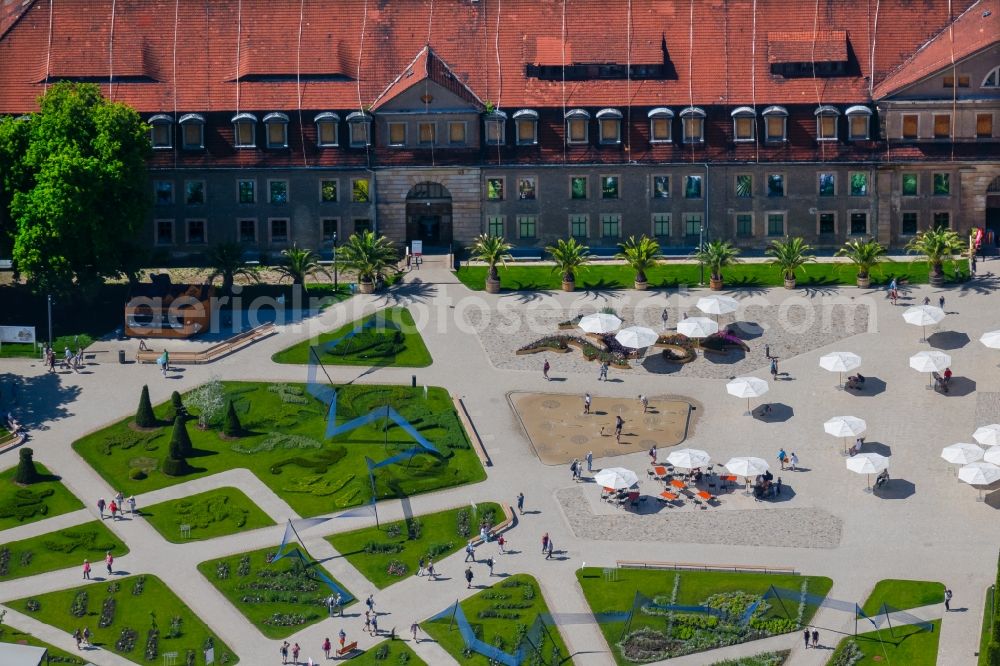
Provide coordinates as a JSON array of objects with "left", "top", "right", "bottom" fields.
[
  {"left": 836, "top": 238, "right": 887, "bottom": 288},
  {"left": 468, "top": 234, "right": 513, "bottom": 294},
  {"left": 339, "top": 230, "right": 398, "bottom": 294},
  {"left": 274, "top": 245, "right": 329, "bottom": 285},
  {"left": 691, "top": 240, "right": 741, "bottom": 291},
  {"left": 616, "top": 235, "right": 661, "bottom": 290},
  {"left": 766, "top": 237, "right": 815, "bottom": 289},
  {"left": 206, "top": 242, "right": 260, "bottom": 296},
  {"left": 905, "top": 226, "right": 965, "bottom": 287},
  {"left": 545, "top": 238, "right": 591, "bottom": 292}
]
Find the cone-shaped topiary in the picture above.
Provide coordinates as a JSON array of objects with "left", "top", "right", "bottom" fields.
[
  {"left": 135, "top": 385, "right": 156, "bottom": 428},
  {"left": 163, "top": 390, "right": 185, "bottom": 422},
  {"left": 169, "top": 416, "right": 193, "bottom": 458},
  {"left": 223, "top": 399, "right": 242, "bottom": 438},
  {"left": 14, "top": 447, "right": 39, "bottom": 485}
]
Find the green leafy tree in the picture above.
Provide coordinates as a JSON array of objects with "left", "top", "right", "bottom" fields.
[
  {"left": 6, "top": 82, "right": 152, "bottom": 297},
  {"left": 274, "top": 245, "right": 330, "bottom": 285},
  {"left": 691, "top": 240, "right": 741, "bottom": 282},
  {"left": 765, "top": 237, "right": 815, "bottom": 281},
  {"left": 836, "top": 238, "right": 887, "bottom": 280},
  {"left": 905, "top": 226, "right": 965, "bottom": 285},
  {"left": 14, "top": 448, "right": 39, "bottom": 485},
  {"left": 0, "top": 115, "right": 32, "bottom": 260},
  {"left": 545, "top": 238, "right": 591, "bottom": 284},
  {"left": 206, "top": 242, "right": 260, "bottom": 296},
  {"left": 223, "top": 399, "right": 242, "bottom": 438},
  {"left": 468, "top": 234, "right": 513, "bottom": 285},
  {"left": 615, "top": 235, "right": 661, "bottom": 284},
  {"left": 339, "top": 231, "right": 398, "bottom": 287},
  {"left": 135, "top": 385, "right": 156, "bottom": 429}
]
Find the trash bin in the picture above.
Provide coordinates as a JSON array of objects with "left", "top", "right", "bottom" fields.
[
  {"left": 118, "top": 349, "right": 126, "bottom": 364},
  {"left": 411, "top": 375, "right": 416, "bottom": 388}
]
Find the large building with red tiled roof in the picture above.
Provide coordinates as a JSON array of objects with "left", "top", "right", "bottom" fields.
[{"left": 1, "top": 0, "right": 998, "bottom": 255}]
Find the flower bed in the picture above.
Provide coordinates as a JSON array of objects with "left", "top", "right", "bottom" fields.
[
  {"left": 656, "top": 334, "right": 697, "bottom": 364},
  {"left": 517, "top": 335, "right": 631, "bottom": 367}
]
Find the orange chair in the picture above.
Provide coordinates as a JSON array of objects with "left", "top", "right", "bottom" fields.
[{"left": 658, "top": 491, "right": 679, "bottom": 505}]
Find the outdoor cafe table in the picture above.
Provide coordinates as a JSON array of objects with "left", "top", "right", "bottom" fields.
[{"left": 669, "top": 479, "right": 686, "bottom": 490}]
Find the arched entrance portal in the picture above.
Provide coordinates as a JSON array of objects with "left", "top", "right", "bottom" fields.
[
  {"left": 405, "top": 182, "right": 453, "bottom": 247},
  {"left": 986, "top": 176, "right": 1000, "bottom": 253}
]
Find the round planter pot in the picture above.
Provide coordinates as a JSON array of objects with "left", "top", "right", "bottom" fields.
[
  {"left": 929, "top": 273, "right": 945, "bottom": 288},
  {"left": 709, "top": 278, "right": 724, "bottom": 291},
  {"left": 783, "top": 278, "right": 796, "bottom": 289},
  {"left": 634, "top": 280, "right": 649, "bottom": 291},
  {"left": 856, "top": 275, "right": 871, "bottom": 289},
  {"left": 358, "top": 281, "right": 375, "bottom": 294},
  {"left": 561, "top": 280, "right": 576, "bottom": 292},
  {"left": 485, "top": 279, "right": 501, "bottom": 294}
]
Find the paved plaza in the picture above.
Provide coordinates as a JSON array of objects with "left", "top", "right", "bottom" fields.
[{"left": 1, "top": 256, "right": 999, "bottom": 665}]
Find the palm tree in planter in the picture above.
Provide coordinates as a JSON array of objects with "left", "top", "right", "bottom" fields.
[
  {"left": 274, "top": 245, "right": 330, "bottom": 285},
  {"left": 616, "top": 235, "right": 661, "bottom": 290},
  {"left": 468, "top": 234, "right": 513, "bottom": 294},
  {"left": 339, "top": 230, "right": 398, "bottom": 294},
  {"left": 905, "top": 226, "right": 965, "bottom": 287},
  {"left": 545, "top": 238, "right": 591, "bottom": 292},
  {"left": 766, "top": 237, "right": 815, "bottom": 289},
  {"left": 691, "top": 240, "right": 741, "bottom": 291},
  {"left": 836, "top": 238, "right": 887, "bottom": 288},
  {"left": 206, "top": 242, "right": 260, "bottom": 296}
]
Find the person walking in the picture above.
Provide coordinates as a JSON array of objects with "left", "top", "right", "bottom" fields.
[
  {"left": 63, "top": 346, "right": 72, "bottom": 369},
  {"left": 105, "top": 551, "right": 114, "bottom": 576},
  {"left": 570, "top": 459, "right": 578, "bottom": 481},
  {"left": 497, "top": 534, "right": 506, "bottom": 553},
  {"left": 614, "top": 416, "right": 624, "bottom": 443},
  {"left": 764, "top": 344, "right": 771, "bottom": 359},
  {"left": 465, "top": 566, "right": 474, "bottom": 589},
  {"left": 426, "top": 558, "right": 436, "bottom": 579},
  {"left": 598, "top": 361, "right": 609, "bottom": 381},
  {"left": 365, "top": 594, "right": 375, "bottom": 614},
  {"left": 322, "top": 637, "right": 331, "bottom": 659},
  {"left": 803, "top": 628, "right": 810, "bottom": 649},
  {"left": 945, "top": 588, "right": 953, "bottom": 611},
  {"left": 543, "top": 359, "right": 550, "bottom": 380},
  {"left": 541, "top": 532, "right": 549, "bottom": 553},
  {"left": 923, "top": 295, "right": 931, "bottom": 305},
  {"left": 777, "top": 448, "right": 787, "bottom": 470},
  {"left": 417, "top": 557, "right": 425, "bottom": 577},
  {"left": 770, "top": 357, "right": 778, "bottom": 380},
  {"left": 410, "top": 621, "right": 420, "bottom": 643},
  {"left": 82, "top": 559, "right": 91, "bottom": 580},
  {"left": 363, "top": 612, "right": 371, "bottom": 635},
  {"left": 583, "top": 393, "right": 591, "bottom": 415},
  {"left": 811, "top": 628, "right": 819, "bottom": 648},
  {"left": 109, "top": 500, "right": 118, "bottom": 521},
  {"left": 638, "top": 394, "right": 649, "bottom": 413},
  {"left": 127, "top": 495, "right": 137, "bottom": 516},
  {"left": 939, "top": 295, "right": 945, "bottom": 310},
  {"left": 648, "top": 445, "right": 657, "bottom": 465},
  {"left": 82, "top": 627, "right": 91, "bottom": 648},
  {"left": 972, "top": 254, "right": 978, "bottom": 275},
  {"left": 46, "top": 348, "right": 55, "bottom": 373},
  {"left": 465, "top": 542, "right": 476, "bottom": 562},
  {"left": 291, "top": 642, "right": 300, "bottom": 664},
  {"left": 546, "top": 539, "right": 554, "bottom": 560},
  {"left": 280, "top": 641, "right": 290, "bottom": 664},
  {"left": 790, "top": 452, "right": 799, "bottom": 471},
  {"left": 661, "top": 308, "right": 669, "bottom": 330},
  {"left": 486, "top": 556, "right": 495, "bottom": 576},
  {"left": 516, "top": 492, "right": 524, "bottom": 515},
  {"left": 370, "top": 615, "right": 378, "bottom": 636},
  {"left": 73, "top": 628, "right": 82, "bottom": 650},
  {"left": 97, "top": 498, "right": 106, "bottom": 519},
  {"left": 586, "top": 450, "right": 593, "bottom": 473}
]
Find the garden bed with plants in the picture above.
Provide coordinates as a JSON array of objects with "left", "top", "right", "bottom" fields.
[
  {"left": 12, "top": 574, "right": 238, "bottom": 664},
  {"left": 197, "top": 545, "right": 353, "bottom": 639},
  {"left": 828, "top": 620, "right": 940, "bottom": 666},
  {"left": 0, "top": 463, "right": 83, "bottom": 530},
  {"left": 517, "top": 335, "right": 633, "bottom": 368},
  {"left": 655, "top": 334, "right": 698, "bottom": 363},
  {"left": 699, "top": 331, "right": 751, "bottom": 354},
  {"left": 709, "top": 651, "right": 789, "bottom": 666},
  {"left": 352, "top": 640, "right": 427, "bottom": 665},
  {"left": 143, "top": 487, "right": 274, "bottom": 543},
  {"left": 72, "top": 381, "right": 485, "bottom": 518},
  {"left": 0, "top": 625, "right": 87, "bottom": 664},
  {"left": 576, "top": 567, "right": 832, "bottom": 664},
  {"left": 327, "top": 503, "right": 503, "bottom": 589},
  {"left": 0, "top": 522, "right": 128, "bottom": 581}
]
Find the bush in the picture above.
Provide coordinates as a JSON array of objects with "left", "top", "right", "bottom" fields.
[
  {"left": 169, "top": 417, "right": 193, "bottom": 458},
  {"left": 161, "top": 457, "right": 190, "bottom": 477},
  {"left": 129, "top": 468, "right": 147, "bottom": 481},
  {"left": 14, "top": 448, "right": 40, "bottom": 485},
  {"left": 135, "top": 385, "right": 156, "bottom": 428},
  {"left": 163, "top": 391, "right": 185, "bottom": 422},
  {"left": 223, "top": 399, "right": 242, "bottom": 438}
]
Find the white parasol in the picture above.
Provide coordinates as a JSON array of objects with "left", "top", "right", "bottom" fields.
[
  {"left": 614, "top": 326, "right": 659, "bottom": 349},
  {"left": 902, "top": 305, "right": 945, "bottom": 342},
  {"left": 723, "top": 456, "right": 769, "bottom": 478},
  {"left": 819, "top": 351, "right": 862, "bottom": 388},
  {"left": 579, "top": 313, "right": 623, "bottom": 334},
  {"left": 726, "top": 376, "right": 769, "bottom": 416},
  {"left": 677, "top": 317, "right": 719, "bottom": 339},
  {"left": 909, "top": 350, "right": 951, "bottom": 388},
  {"left": 973, "top": 424, "right": 1000, "bottom": 448},
  {"left": 824, "top": 415, "right": 867, "bottom": 454},
  {"left": 846, "top": 452, "right": 889, "bottom": 491},
  {"left": 958, "top": 461, "right": 1000, "bottom": 500},
  {"left": 696, "top": 295, "right": 739, "bottom": 321},
  {"left": 666, "top": 448, "right": 711, "bottom": 470},
  {"left": 941, "top": 443, "right": 985, "bottom": 465},
  {"left": 980, "top": 330, "right": 1000, "bottom": 350},
  {"left": 593, "top": 467, "right": 639, "bottom": 490}
]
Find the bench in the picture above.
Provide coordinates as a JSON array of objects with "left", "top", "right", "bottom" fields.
[
  {"left": 336, "top": 641, "right": 358, "bottom": 658},
  {"left": 135, "top": 322, "right": 276, "bottom": 365}
]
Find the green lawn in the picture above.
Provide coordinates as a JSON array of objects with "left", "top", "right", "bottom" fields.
[
  {"left": 0, "top": 334, "right": 95, "bottom": 359},
  {"left": 0, "top": 625, "right": 87, "bottom": 664},
  {"left": 828, "top": 620, "right": 940, "bottom": 665},
  {"left": 0, "top": 521, "right": 128, "bottom": 581},
  {"left": 979, "top": 585, "right": 994, "bottom": 666},
  {"left": 143, "top": 487, "right": 275, "bottom": 543},
  {"left": 272, "top": 307, "right": 432, "bottom": 366},
  {"left": 197, "top": 544, "right": 354, "bottom": 639},
  {"left": 456, "top": 260, "right": 969, "bottom": 291},
  {"left": 576, "top": 567, "right": 833, "bottom": 664},
  {"left": 12, "top": 574, "right": 238, "bottom": 664},
  {"left": 0, "top": 463, "right": 84, "bottom": 530},
  {"left": 327, "top": 503, "right": 503, "bottom": 589},
  {"left": 351, "top": 640, "right": 427, "bottom": 665},
  {"left": 72, "top": 381, "right": 484, "bottom": 518},
  {"left": 860, "top": 579, "right": 944, "bottom": 617},
  {"left": 423, "top": 574, "right": 569, "bottom": 665}
]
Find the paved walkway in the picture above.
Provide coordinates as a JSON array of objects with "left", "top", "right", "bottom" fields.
[{"left": 1, "top": 254, "right": 998, "bottom": 665}]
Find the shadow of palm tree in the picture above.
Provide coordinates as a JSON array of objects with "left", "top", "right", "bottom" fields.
[
  {"left": 722, "top": 278, "right": 769, "bottom": 296},
  {"left": 380, "top": 279, "right": 437, "bottom": 305},
  {"left": 959, "top": 272, "right": 1000, "bottom": 295},
  {"left": 501, "top": 289, "right": 555, "bottom": 303}
]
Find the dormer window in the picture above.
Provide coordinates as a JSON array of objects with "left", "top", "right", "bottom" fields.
[
  {"left": 264, "top": 112, "right": 289, "bottom": 149},
  {"left": 232, "top": 112, "right": 257, "bottom": 148},
  {"left": 815, "top": 105, "right": 840, "bottom": 141},
  {"left": 762, "top": 106, "right": 787, "bottom": 142},
  {"left": 485, "top": 110, "right": 507, "bottom": 145},
  {"left": 984, "top": 66, "right": 1000, "bottom": 88},
  {"left": 148, "top": 114, "right": 173, "bottom": 149},
  {"left": 845, "top": 106, "right": 872, "bottom": 140},
  {"left": 513, "top": 110, "right": 538, "bottom": 145},
  {"left": 565, "top": 109, "right": 590, "bottom": 145},
  {"left": 178, "top": 113, "right": 205, "bottom": 150},
  {"left": 347, "top": 111, "right": 372, "bottom": 147},
  {"left": 648, "top": 107, "right": 673, "bottom": 143},
  {"left": 731, "top": 107, "right": 756, "bottom": 142},
  {"left": 314, "top": 112, "right": 340, "bottom": 147},
  {"left": 680, "top": 107, "right": 705, "bottom": 143},
  {"left": 596, "top": 108, "right": 622, "bottom": 144}
]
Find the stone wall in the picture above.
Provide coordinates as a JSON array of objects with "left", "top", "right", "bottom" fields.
[{"left": 374, "top": 168, "right": 482, "bottom": 245}]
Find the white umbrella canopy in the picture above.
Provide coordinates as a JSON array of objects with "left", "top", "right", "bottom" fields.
[
  {"left": 902, "top": 305, "right": 945, "bottom": 341},
  {"left": 846, "top": 452, "right": 889, "bottom": 474},
  {"left": 984, "top": 447, "right": 1000, "bottom": 466},
  {"left": 579, "top": 313, "right": 623, "bottom": 334},
  {"left": 973, "top": 424, "right": 1000, "bottom": 447},
  {"left": 958, "top": 462, "right": 1000, "bottom": 500},
  {"left": 819, "top": 351, "right": 862, "bottom": 388},
  {"left": 677, "top": 317, "right": 719, "bottom": 339},
  {"left": 614, "top": 326, "right": 659, "bottom": 349},
  {"left": 941, "top": 443, "right": 985, "bottom": 465},
  {"left": 594, "top": 467, "right": 639, "bottom": 490},
  {"left": 724, "top": 457, "right": 769, "bottom": 478},
  {"left": 980, "top": 330, "right": 1000, "bottom": 350},
  {"left": 824, "top": 415, "right": 867, "bottom": 454},
  {"left": 909, "top": 350, "right": 951, "bottom": 387},
  {"left": 726, "top": 376, "right": 769, "bottom": 415},
  {"left": 666, "top": 448, "right": 711, "bottom": 470},
  {"left": 696, "top": 295, "right": 739, "bottom": 317}
]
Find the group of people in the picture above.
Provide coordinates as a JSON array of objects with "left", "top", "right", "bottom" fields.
[
  {"left": 776, "top": 448, "right": 799, "bottom": 471},
  {"left": 71, "top": 627, "right": 92, "bottom": 650},
  {"left": 753, "top": 471, "right": 782, "bottom": 500},
  {"left": 81, "top": 551, "right": 115, "bottom": 579},
  {"left": 5, "top": 411, "right": 24, "bottom": 435},
  {"left": 96, "top": 491, "right": 137, "bottom": 520},
  {"left": 44, "top": 345, "right": 85, "bottom": 373}
]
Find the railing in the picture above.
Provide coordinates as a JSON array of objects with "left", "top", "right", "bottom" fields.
[
  {"left": 135, "top": 322, "right": 276, "bottom": 365},
  {"left": 616, "top": 560, "right": 797, "bottom": 575},
  {"left": 454, "top": 396, "right": 491, "bottom": 467}
]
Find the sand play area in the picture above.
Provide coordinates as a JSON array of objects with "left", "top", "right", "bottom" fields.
[{"left": 509, "top": 392, "right": 697, "bottom": 464}]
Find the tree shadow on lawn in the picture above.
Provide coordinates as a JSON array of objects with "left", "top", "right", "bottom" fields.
[
  {"left": 580, "top": 278, "right": 626, "bottom": 299},
  {"left": 0, "top": 371, "right": 81, "bottom": 431}
]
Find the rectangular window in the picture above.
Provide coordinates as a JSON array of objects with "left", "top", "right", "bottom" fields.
[
  {"left": 155, "top": 220, "right": 173, "bottom": 245},
  {"left": 653, "top": 175, "right": 670, "bottom": 199},
  {"left": 599, "top": 118, "right": 620, "bottom": 144},
  {"left": 684, "top": 175, "right": 703, "bottom": 199},
  {"left": 902, "top": 114, "right": 918, "bottom": 139},
  {"left": 765, "top": 116, "right": 785, "bottom": 142},
  {"left": 849, "top": 115, "right": 869, "bottom": 140},
  {"left": 652, "top": 213, "right": 670, "bottom": 237},
  {"left": 235, "top": 122, "right": 255, "bottom": 148},
  {"left": 736, "top": 213, "right": 753, "bottom": 238},
  {"left": 516, "top": 119, "right": 536, "bottom": 145},
  {"left": 818, "top": 115, "right": 838, "bottom": 140},
  {"left": 184, "top": 181, "right": 205, "bottom": 206},
  {"left": 186, "top": 219, "right": 206, "bottom": 244},
  {"left": 570, "top": 214, "right": 588, "bottom": 238},
  {"left": 388, "top": 123, "right": 406, "bottom": 146},
  {"left": 269, "top": 180, "right": 288, "bottom": 204},
  {"left": 567, "top": 118, "right": 588, "bottom": 144},
  {"left": 944, "top": 74, "right": 971, "bottom": 88},
  {"left": 570, "top": 176, "right": 588, "bottom": 200},
  {"left": 933, "top": 212, "right": 951, "bottom": 229},
  {"left": 238, "top": 179, "right": 256, "bottom": 204},
  {"left": 269, "top": 218, "right": 289, "bottom": 243},
  {"left": 650, "top": 117, "right": 671, "bottom": 142},
  {"left": 735, "top": 174, "right": 752, "bottom": 198},
  {"left": 267, "top": 122, "right": 287, "bottom": 148},
  {"left": 818, "top": 173, "right": 835, "bottom": 197},
  {"left": 767, "top": 173, "right": 785, "bottom": 197},
  {"left": 154, "top": 181, "right": 174, "bottom": 206},
  {"left": 767, "top": 213, "right": 785, "bottom": 237},
  {"left": 517, "top": 215, "right": 536, "bottom": 239},
  {"left": 485, "top": 119, "right": 505, "bottom": 145},
  {"left": 977, "top": 113, "right": 993, "bottom": 138},
  {"left": 318, "top": 120, "right": 338, "bottom": 146},
  {"left": 518, "top": 176, "right": 537, "bottom": 200},
  {"left": 684, "top": 213, "right": 702, "bottom": 237},
  {"left": 734, "top": 116, "right": 754, "bottom": 141},
  {"left": 601, "top": 176, "right": 620, "bottom": 199},
  {"left": 320, "top": 180, "right": 338, "bottom": 203},
  {"left": 321, "top": 218, "right": 338, "bottom": 243},
  {"left": 352, "top": 179, "right": 370, "bottom": 203},
  {"left": 487, "top": 216, "right": 505, "bottom": 237},
  {"left": 901, "top": 212, "right": 918, "bottom": 235},
  {"left": 238, "top": 218, "right": 257, "bottom": 244},
  {"left": 818, "top": 212, "right": 836, "bottom": 235},
  {"left": 850, "top": 212, "right": 868, "bottom": 235},
  {"left": 901, "top": 173, "right": 918, "bottom": 196},
  {"left": 448, "top": 122, "right": 467, "bottom": 145},
  {"left": 933, "top": 114, "right": 950, "bottom": 139},
  {"left": 933, "top": 173, "right": 950, "bottom": 196},
  {"left": 350, "top": 121, "right": 370, "bottom": 147},
  {"left": 151, "top": 124, "right": 171, "bottom": 149},
  {"left": 850, "top": 172, "right": 868, "bottom": 197},
  {"left": 182, "top": 123, "right": 203, "bottom": 150},
  {"left": 486, "top": 178, "right": 505, "bottom": 201},
  {"left": 682, "top": 117, "right": 703, "bottom": 143},
  {"left": 353, "top": 219, "right": 372, "bottom": 233},
  {"left": 600, "top": 214, "right": 621, "bottom": 238},
  {"left": 418, "top": 122, "right": 436, "bottom": 145}
]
